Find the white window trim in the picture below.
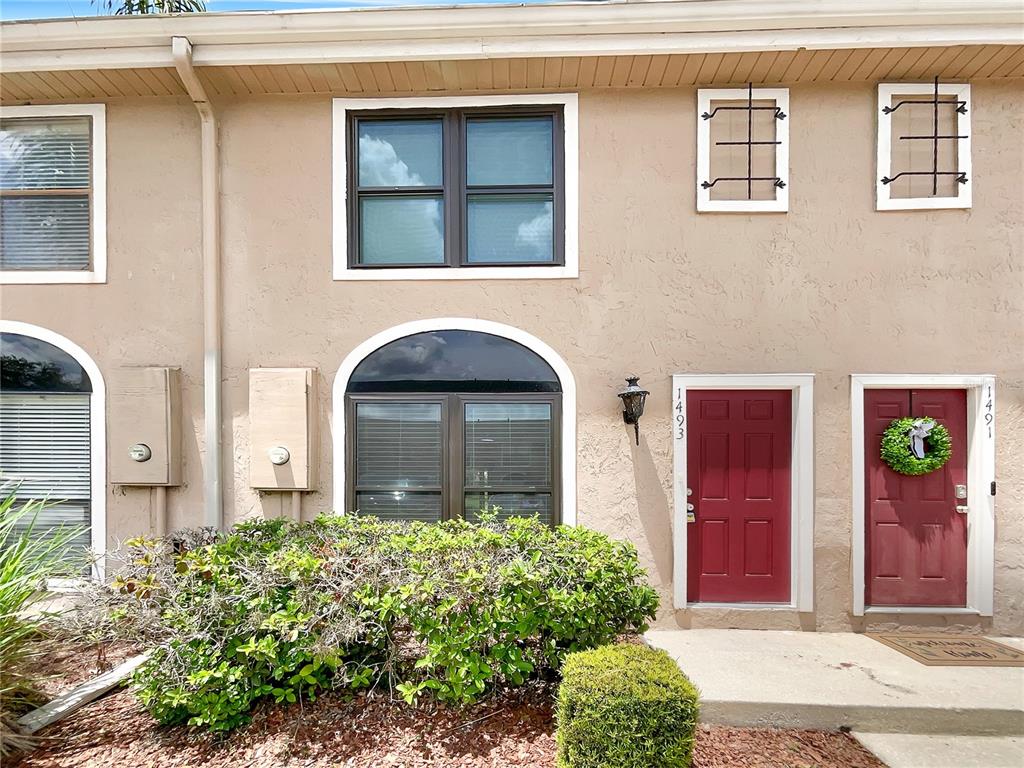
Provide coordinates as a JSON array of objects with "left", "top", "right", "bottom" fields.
[
  {"left": 332, "top": 318, "right": 577, "bottom": 524},
  {"left": 332, "top": 93, "right": 579, "bottom": 281},
  {"left": 0, "top": 103, "right": 107, "bottom": 285},
  {"left": 850, "top": 374, "right": 996, "bottom": 617},
  {"left": 876, "top": 83, "right": 972, "bottom": 211},
  {"left": 696, "top": 88, "right": 789, "bottom": 213},
  {"left": 0, "top": 320, "right": 106, "bottom": 582},
  {"left": 671, "top": 374, "right": 814, "bottom": 612}
]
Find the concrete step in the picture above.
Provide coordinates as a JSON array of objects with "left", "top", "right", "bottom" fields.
[
  {"left": 646, "top": 629, "right": 1024, "bottom": 737},
  {"left": 853, "top": 733, "right": 1024, "bottom": 768}
]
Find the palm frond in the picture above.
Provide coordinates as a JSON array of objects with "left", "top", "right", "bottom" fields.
[{"left": 93, "top": 0, "right": 206, "bottom": 15}]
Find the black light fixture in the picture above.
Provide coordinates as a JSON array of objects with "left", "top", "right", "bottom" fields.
[{"left": 617, "top": 376, "right": 649, "bottom": 446}]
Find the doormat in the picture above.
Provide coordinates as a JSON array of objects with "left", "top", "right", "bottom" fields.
[{"left": 868, "top": 634, "right": 1024, "bottom": 666}]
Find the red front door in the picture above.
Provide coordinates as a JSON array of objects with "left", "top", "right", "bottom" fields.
[
  {"left": 865, "top": 389, "right": 968, "bottom": 607},
  {"left": 687, "top": 390, "right": 791, "bottom": 603}
]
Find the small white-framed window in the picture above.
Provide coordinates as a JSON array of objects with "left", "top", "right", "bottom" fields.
[
  {"left": 332, "top": 94, "right": 578, "bottom": 281},
  {"left": 876, "top": 82, "right": 971, "bottom": 211},
  {"left": 696, "top": 86, "right": 789, "bottom": 213},
  {"left": 0, "top": 104, "right": 106, "bottom": 284}
]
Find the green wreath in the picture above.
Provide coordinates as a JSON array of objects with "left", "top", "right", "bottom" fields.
[{"left": 880, "top": 417, "right": 952, "bottom": 476}]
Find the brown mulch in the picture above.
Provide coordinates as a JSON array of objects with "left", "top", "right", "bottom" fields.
[
  {"left": 11, "top": 645, "right": 886, "bottom": 768},
  {"left": 692, "top": 726, "right": 886, "bottom": 768},
  {"left": 31, "top": 641, "right": 140, "bottom": 699}
]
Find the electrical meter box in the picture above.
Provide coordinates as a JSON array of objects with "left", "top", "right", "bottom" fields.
[
  {"left": 249, "top": 368, "right": 318, "bottom": 491},
  {"left": 109, "top": 367, "right": 182, "bottom": 486}
]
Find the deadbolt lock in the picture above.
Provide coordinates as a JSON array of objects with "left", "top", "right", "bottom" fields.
[{"left": 954, "top": 484, "right": 968, "bottom": 500}]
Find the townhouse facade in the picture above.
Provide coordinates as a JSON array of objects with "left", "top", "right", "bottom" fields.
[{"left": 1, "top": 0, "right": 1022, "bottom": 634}]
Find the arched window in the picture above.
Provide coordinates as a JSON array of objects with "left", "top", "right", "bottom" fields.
[
  {"left": 0, "top": 330, "right": 96, "bottom": 572},
  {"left": 345, "top": 330, "right": 562, "bottom": 525}
]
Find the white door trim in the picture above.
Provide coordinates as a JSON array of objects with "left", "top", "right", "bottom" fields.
[
  {"left": 850, "top": 374, "right": 996, "bottom": 617},
  {"left": 332, "top": 318, "right": 577, "bottom": 525},
  {"left": 0, "top": 320, "right": 106, "bottom": 581},
  {"left": 671, "top": 374, "right": 815, "bottom": 612}
]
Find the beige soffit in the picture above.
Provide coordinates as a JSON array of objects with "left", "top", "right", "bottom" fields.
[
  {"left": 1, "top": 0, "right": 1022, "bottom": 73},
  {"left": 2, "top": 46, "right": 1023, "bottom": 103}
]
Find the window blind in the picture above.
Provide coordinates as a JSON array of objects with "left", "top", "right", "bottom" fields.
[
  {"left": 464, "top": 402, "right": 552, "bottom": 524},
  {"left": 464, "top": 403, "right": 551, "bottom": 488},
  {"left": 0, "top": 392, "right": 92, "bottom": 565},
  {"left": 0, "top": 116, "right": 92, "bottom": 271},
  {"left": 355, "top": 402, "right": 442, "bottom": 487},
  {"left": 354, "top": 401, "right": 443, "bottom": 522},
  {"left": 465, "top": 492, "right": 552, "bottom": 525}
]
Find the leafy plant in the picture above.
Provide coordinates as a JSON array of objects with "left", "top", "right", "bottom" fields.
[
  {"left": 94, "top": 0, "right": 205, "bottom": 14},
  {"left": 76, "top": 515, "right": 659, "bottom": 731},
  {"left": 556, "top": 643, "right": 700, "bottom": 768},
  {"left": 0, "top": 488, "right": 88, "bottom": 757}
]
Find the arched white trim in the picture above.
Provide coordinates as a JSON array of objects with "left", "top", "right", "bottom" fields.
[
  {"left": 0, "top": 321, "right": 106, "bottom": 580},
  {"left": 332, "top": 318, "right": 577, "bottom": 525}
]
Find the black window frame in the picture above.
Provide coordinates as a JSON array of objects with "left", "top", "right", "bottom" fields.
[
  {"left": 347, "top": 105, "right": 565, "bottom": 270},
  {"left": 346, "top": 391, "right": 561, "bottom": 525}
]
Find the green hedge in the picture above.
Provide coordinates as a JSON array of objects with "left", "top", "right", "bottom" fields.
[
  {"left": 87, "top": 515, "right": 659, "bottom": 731},
  {"left": 556, "top": 643, "right": 699, "bottom": 768}
]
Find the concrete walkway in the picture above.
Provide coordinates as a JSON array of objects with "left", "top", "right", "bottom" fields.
[
  {"left": 646, "top": 629, "right": 1024, "bottom": 736},
  {"left": 851, "top": 732, "right": 1024, "bottom": 768}
]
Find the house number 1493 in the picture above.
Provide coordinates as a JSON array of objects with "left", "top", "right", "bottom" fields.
[{"left": 675, "top": 388, "right": 685, "bottom": 440}]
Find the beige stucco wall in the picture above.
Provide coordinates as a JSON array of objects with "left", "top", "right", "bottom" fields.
[{"left": 2, "top": 81, "right": 1022, "bottom": 635}]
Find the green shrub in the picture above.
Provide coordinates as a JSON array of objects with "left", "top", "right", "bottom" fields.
[
  {"left": 83, "top": 515, "right": 659, "bottom": 731},
  {"left": 0, "top": 489, "right": 88, "bottom": 756},
  {"left": 556, "top": 643, "right": 699, "bottom": 768}
]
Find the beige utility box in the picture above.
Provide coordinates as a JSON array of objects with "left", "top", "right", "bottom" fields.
[
  {"left": 109, "top": 367, "right": 182, "bottom": 486},
  {"left": 249, "top": 368, "right": 318, "bottom": 491}
]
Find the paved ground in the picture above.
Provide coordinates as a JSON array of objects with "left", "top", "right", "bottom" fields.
[
  {"left": 852, "top": 733, "right": 1024, "bottom": 768},
  {"left": 646, "top": 629, "right": 1024, "bottom": 736}
]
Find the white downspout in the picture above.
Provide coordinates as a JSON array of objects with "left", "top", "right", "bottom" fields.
[{"left": 172, "top": 36, "right": 222, "bottom": 530}]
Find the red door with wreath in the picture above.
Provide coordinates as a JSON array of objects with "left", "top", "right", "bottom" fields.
[
  {"left": 865, "top": 389, "right": 968, "bottom": 607},
  {"left": 687, "top": 390, "right": 791, "bottom": 604}
]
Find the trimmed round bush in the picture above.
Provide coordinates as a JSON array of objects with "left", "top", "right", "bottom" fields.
[{"left": 556, "top": 643, "right": 699, "bottom": 768}]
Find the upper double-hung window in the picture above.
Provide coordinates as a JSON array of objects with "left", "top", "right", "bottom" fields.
[
  {"left": 0, "top": 104, "right": 106, "bottom": 283},
  {"left": 335, "top": 95, "right": 578, "bottom": 280}
]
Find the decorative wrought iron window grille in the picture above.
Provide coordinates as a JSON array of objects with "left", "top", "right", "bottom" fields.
[
  {"left": 880, "top": 77, "right": 969, "bottom": 196},
  {"left": 876, "top": 80, "right": 972, "bottom": 211},
  {"left": 696, "top": 86, "right": 789, "bottom": 213},
  {"left": 700, "top": 83, "right": 786, "bottom": 198}
]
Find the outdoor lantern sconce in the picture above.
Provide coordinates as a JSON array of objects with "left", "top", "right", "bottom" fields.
[{"left": 617, "top": 376, "right": 649, "bottom": 446}]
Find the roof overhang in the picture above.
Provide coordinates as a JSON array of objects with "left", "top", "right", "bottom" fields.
[{"left": 2, "top": 0, "right": 1022, "bottom": 73}]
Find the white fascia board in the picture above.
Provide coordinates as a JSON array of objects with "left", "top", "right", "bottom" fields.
[
  {"left": 4, "top": 25, "right": 1020, "bottom": 74},
  {"left": 1, "top": 0, "right": 1022, "bottom": 73},
  {"left": 192, "top": 24, "right": 1024, "bottom": 67},
  {"left": 3, "top": 1, "right": 1021, "bottom": 48}
]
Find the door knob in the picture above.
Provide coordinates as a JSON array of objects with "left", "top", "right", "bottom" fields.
[{"left": 955, "top": 505, "right": 969, "bottom": 514}]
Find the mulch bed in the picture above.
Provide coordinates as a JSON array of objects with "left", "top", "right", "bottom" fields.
[
  {"left": 32, "top": 641, "right": 141, "bottom": 700},
  {"left": 12, "top": 645, "right": 886, "bottom": 768}
]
